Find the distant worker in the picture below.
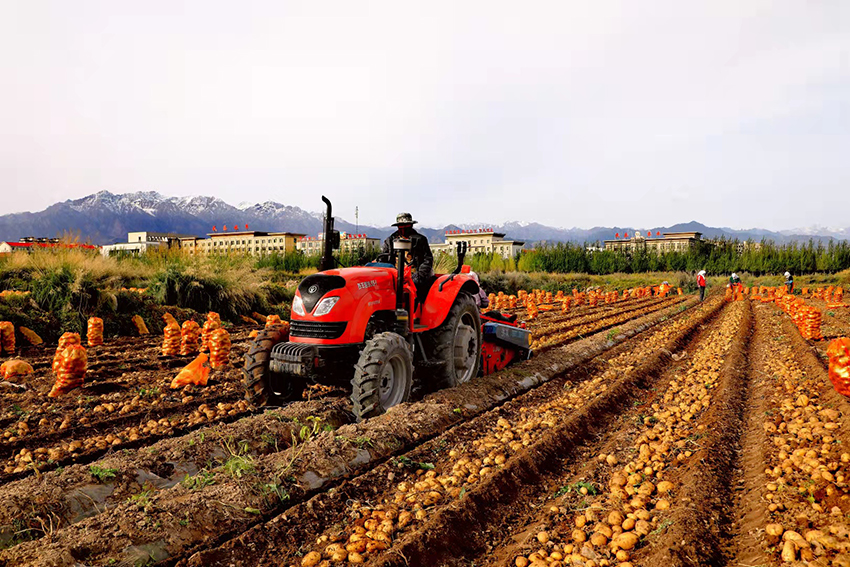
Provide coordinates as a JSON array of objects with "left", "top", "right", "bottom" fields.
[
  {"left": 382, "top": 212, "right": 434, "bottom": 293},
  {"left": 697, "top": 270, "right": 707, "bottom": 301},
  {"left": 784, "top": 271, "right": 794, "bottom": 294}
]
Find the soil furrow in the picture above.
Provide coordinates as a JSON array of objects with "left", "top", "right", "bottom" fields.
[
  {"left": 0, "top": 399, "right": 349, "bottom": 550},
  {"left": 721, "top": 302, "right": 850, "bottom": 565},
  {"left": 402, "top": 299, "right": 742, "bottom": 567}
]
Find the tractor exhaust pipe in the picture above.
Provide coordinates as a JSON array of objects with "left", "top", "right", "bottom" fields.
[{"left": 320, "top": 196, "right": 338, "bottom": 272}]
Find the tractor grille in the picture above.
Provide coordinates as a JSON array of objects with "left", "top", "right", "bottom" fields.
[{"left": 290, "top": 320, "right": 348, "bottom": 340}]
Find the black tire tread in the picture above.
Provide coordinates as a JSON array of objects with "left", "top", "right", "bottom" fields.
[
  {"left": 242, "top": 324, "right": 288, "bottom": 406},
  {"left": 351, "top": 332, "right": 412, "bottom": 421},
  {"left": 422, "top": 293, "right": 482, "bottom": 390}
]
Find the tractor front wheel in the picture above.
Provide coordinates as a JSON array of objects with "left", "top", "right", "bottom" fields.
[
  {"left": 351, "top": 332, "right": 413, "bottom": 421},
  {"left": 242, "top": 325, "right": 296, "bottom": 406}
]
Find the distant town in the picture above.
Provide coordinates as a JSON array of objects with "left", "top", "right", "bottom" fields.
[{"left": 0, "top": 227, "right": 726, "bottom": 260}]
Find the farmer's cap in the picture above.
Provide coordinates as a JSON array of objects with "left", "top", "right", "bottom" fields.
[
  {"left": 785, "top": 271, "right": 791, "bottom": 277},
  {"left": 393, "top": 212, "right": 417, "bottom": 226},
  {"left": 698, "top": 270, "right": 706, "bottom": 276}
]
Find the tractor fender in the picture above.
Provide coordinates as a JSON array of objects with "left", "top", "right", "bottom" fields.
[{"left": 418, "top": 275, "right": 479, "bottom": 329}]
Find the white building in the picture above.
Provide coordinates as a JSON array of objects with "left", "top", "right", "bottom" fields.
[
  {"left": 296, "top": 232, "right": 381, "bottom": 255},
  {"left": 101, "top": 232, "right": 193, "bottom": 256},
  {"left": 430, "top": 229, "right": 524, "bottom": 259}
]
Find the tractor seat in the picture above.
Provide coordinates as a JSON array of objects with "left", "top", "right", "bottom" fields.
[{"left": 482, "top": 310, "right": 517, "bottom": 324}]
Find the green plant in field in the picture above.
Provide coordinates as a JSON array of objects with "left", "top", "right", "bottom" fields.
[
  {"left": 89, "top": 465, "right": 119, "bottom": 482},
  {"left": 555, "top": 481, "right": 598, "bottom": 497},
  {"left": 182, "top": 469, "right": 216, "bottom": 490},
  {"left": 220, "top": 438, "right": 256, "bottom": 478},
  {"left": 393, "top": 456, "right": 435, "bottom": 470},
  {"left": 260, "top": 477, "right": 290, "bottom": 503},
  {"left": 138, "top": 387, "right": 161, "bottom": 398},
  {"left": 129, "top": 489, "right": 154, "bottom": 507},
  {"left": 292, "top": 416, "right": 324, "bottom": 444}
]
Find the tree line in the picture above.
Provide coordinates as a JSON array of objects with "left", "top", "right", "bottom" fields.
[
  {"left": 257, "top": 238, "right": 850, "bottom": 276},
  {"left": 511, "top": 239, "right": 850, "bottom": 275}
]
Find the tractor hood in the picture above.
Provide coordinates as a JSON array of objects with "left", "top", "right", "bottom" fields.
[
  {"left": 296, "top": 267, "right": 396, "bottom": 314},
  {"left": 297, "top": 273, "right": 347, "bottom": 313}
]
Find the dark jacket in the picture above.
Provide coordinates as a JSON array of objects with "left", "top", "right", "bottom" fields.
[{"left": 382, "top": 229, "right": 433, "bottom": 285}]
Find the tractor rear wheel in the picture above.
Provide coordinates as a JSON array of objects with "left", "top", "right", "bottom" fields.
[
  {"left": 424, "top": 292, "right": 481, "bottom": 389},
  {"left": 351, "top": 332, "right": 413, "bottom": 421},
  {"left": 242, "top": 325, "right": 296, "bottom": 406}
]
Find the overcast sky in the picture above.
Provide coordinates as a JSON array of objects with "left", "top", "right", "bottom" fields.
[{"left": 1, "top": 1, "right": 847, "bottom": 230}]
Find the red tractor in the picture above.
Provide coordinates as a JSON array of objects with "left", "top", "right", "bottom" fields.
[{"left": 243, "top": 197, "right": 531, "bottom": 420}]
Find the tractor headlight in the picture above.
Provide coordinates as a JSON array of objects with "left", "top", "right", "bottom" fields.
[
  {"left": 313, "top": 296, "right": 340, "bottom": 317},
  {"left": 292, "top": 295, "right": 306, "bottom": 316}
]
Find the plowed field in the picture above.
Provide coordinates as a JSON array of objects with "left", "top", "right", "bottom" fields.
[{"left": 4, "top": 290, "right": 849, "bottom": 567}]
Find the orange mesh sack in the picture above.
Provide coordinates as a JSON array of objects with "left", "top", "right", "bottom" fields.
[
  {"left": 209, "top": 328, "right": 231, "bottom": 368},
  {"left": 799, "top": 307, "right": 823, "bottom": 340},
  {"left": 827, "top": 338, "right": 850, "bottom": 397},
  {"left": 248, "top": 329, "right": 260, "bottom": 338},
  {"left": 53, "top": 332, "right": 81, "bottom": 373},
  {"left": 87, "top": 317, "right": 104, "bottom": 346},
  {"left": 19, "top": 327, "right": 43, "bottom": 346},
  {"left": 49, "top": 344, "right": 87, "bottom": 397},
  {"left": 201, "top": 312, "right": 221, "bottom": 353},
  {"left": 132, "top": 315, "right": 149, "bottom": 335},
  {"left": 180, "top": 320, "right": 201, "bottom": 356},
  {"left": 266, "top": 314, "right": 283, "bottom": 327},
  {"left": 0, "top": 322, "right": 15, "bottom": 354},
  {"left": 170, "top": 353, "right": 211, "bottom": 389},
  {"left": 1, "top": 359, "right": 33, "bottom": 381},
  {"left": 162, "top": 315, "right": 181, "bottom": 357}
]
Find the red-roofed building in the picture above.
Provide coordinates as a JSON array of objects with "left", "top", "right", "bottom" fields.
[{"left": 0, "top": 239, "right": 99, "bottom": 254}]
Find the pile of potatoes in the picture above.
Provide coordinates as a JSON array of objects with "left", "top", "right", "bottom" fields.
[
  {"left": 510, "top": 302, "right": 745, "bottom": 567},
  {"left": 759, "top": 323, "right": 850, "bottom": 564},
  {"left": 532, "top": 301, "right": 671, "bottom": 351},
  {"left": 292, "top": 302, "right": 711, "bottom": 566}
]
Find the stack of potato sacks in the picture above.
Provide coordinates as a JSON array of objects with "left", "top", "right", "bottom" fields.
[
  {"left": 162, "top": 313, "right": 181, "bottom": 356},
  {"left": 49, "top": 332, "right": 87, "bottom": 397},
  {"left": 87, "top": 317, "right": 103, "bottom": 346},
  {"left": 180, "top": 320, "right": 201, "bottom": 356},
  {"left": 827, "top": 338, "right": 850, "bottom": 397},
  {"left": 209, "top": 328, "right": 231, "bottom": 368},
  {"left": 201, "top": 312, "right": 221, "bottom": 353},
  {"left": 799, "top": 305, "right": 823, "bottom": 340},
  {"left": 0, "top": 321, "right": 15, "bottom": 354},
  {"left": 526, "top": 294, "right": 538, "bottom": 320}
]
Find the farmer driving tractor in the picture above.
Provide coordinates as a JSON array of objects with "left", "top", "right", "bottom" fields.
[{"left": 382, "top": 212, "right": 433, "bottom": 299}]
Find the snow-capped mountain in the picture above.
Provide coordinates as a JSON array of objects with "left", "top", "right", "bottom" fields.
[{"left": 0, "top": 191, "right": 847, "bottom": 246}]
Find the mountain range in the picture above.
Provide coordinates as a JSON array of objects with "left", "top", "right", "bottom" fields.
[{"left": 0, "top": 190, "right": 846, "bottom": 247}]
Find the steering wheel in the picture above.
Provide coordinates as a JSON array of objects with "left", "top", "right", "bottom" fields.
[{"left": 376, "top": 253, "right": 393, "bottom": 264}]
